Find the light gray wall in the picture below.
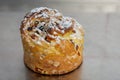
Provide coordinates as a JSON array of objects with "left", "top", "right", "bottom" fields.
[{"left": 0, "top": 0, "right": 120, "bottom": 13}]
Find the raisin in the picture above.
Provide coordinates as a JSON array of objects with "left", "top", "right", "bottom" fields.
[
  {"left": 70, "top": 39, "right": 74, "bottom": 45},
  {"left": 72, "top": 30, "right": 76, "bottom": 33},
  {"left": 31, "top": 34, "right": 36, "bottom": 39},
  {"left": 47, "top": 28, "right": 54, "bottom": 34},
  {"left": 27, "top": 27, "right": 32, "bottom": 31},
  {"left": 45, "top": 37, "right": 50, "bottom": 42},
  {"left": 78, "top": 52, "right": 80, "bottom": 56},
  {"left": 55, "top": 22, "right": 59, "bottom": 26},
  {"left": 39, "top": 26, "right": 44, "bottom": 31},
  {"left": 76, "top": 45, "right": 79, "bottom": 50},
  {"left": 35, "top": 21, "right": 39, "bottom": 25},
  {"left": 44, "top": 35, "right": 55, "bottom": 43},
  {"left": 36, "top": 31, "right": 39, "bottom": 34}
]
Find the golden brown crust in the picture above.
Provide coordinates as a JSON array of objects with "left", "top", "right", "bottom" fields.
[{"left": 20, "top": 7, "right": 84, "bottom": 75}]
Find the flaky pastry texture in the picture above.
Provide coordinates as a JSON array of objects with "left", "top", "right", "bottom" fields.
[{"left": 20, "top": 7, "right": 84, "bottom": 75}]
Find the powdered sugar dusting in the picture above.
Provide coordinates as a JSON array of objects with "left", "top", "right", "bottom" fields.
[
  {"left": 31, "top": 7, "right": 48, "bottom": 13},
  {"left": 62, "top": 17, "right": 72, "bottom": 28},
  {"left": 55, "top": 12, "right": 61, "bottom": 17},
  {"left": 22, "top": 7, "right": 83, "bottom": 45},
  {"left": 35, "top": 12, "right": 49, "bottom": 18}
]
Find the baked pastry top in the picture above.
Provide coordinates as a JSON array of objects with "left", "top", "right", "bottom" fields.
[{"left": 20, "top": 7, "right": 84, "bottom": 45}]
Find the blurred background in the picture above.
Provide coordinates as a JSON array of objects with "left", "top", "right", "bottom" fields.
[
  {"left": 0, "top": 0, "right": 120, "bottom": 80},
  {"left": 1, "top": 0, "right": 120, "bottom": 13}
]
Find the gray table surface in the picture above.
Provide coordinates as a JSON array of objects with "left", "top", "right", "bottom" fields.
[{"left": 0, "top": 12, "right": 120, "bottom": 80}]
